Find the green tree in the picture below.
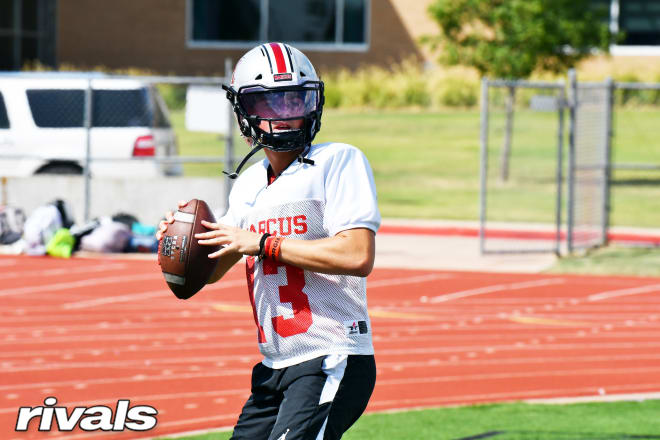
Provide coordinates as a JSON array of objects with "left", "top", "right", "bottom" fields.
[
  {"left": 427, "top": 0, "right": 613, "bottom": 181},
  {"left": 427, "top": 0, "right": 613, "bottom": 79}
]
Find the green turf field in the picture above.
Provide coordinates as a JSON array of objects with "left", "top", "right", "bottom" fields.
[
  {"left": 157, "top": 399, "right": 660, "bottom": 439},
  {"left": 546, "top": 245, "right": 660, "bottom": 277},
  {"left": 172, "top": 107, "right": 660, "bottom": 228}
]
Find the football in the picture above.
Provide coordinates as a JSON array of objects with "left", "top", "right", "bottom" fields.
[{"left": 158, "top": 199, "right": 220, "bottom": 299}]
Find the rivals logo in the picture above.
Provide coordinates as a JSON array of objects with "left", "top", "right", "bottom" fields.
[{"left": 15, "top": 397, "right": 158, "bottom": 432}]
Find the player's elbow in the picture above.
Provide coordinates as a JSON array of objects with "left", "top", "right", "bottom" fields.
[
  {"left": 347, "top": 253, "right": 374, "bottom": 277},
  {"left": 335, "top": 229, "right": 375, "bottom": 277}
]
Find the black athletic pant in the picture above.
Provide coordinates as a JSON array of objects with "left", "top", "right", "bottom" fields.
[{"left": 229, "top": 354, "right": 376, "bottom": 440}]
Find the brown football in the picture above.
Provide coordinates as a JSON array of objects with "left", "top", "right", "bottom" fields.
[{"left": 158, "top": 199, "right": 220, "bottom": 299}]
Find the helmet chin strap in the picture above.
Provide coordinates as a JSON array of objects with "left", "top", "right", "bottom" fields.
[
  {"left": 297, "top": 144, "right": 315, "bottom": 165},
  {"left": 223, "top": 142, "right": 315, "bottom": 180},
  {"left": 223, "top": 141, "right": 266, "bottom": 179}
]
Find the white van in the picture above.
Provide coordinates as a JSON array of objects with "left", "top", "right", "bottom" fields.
[{"left": 0, "top": 73, "right": 182, "bottom": 177}]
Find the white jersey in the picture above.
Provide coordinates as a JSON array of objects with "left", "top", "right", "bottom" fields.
[{"left": 220, "top": 142, "right": 381, "bottom": 368}]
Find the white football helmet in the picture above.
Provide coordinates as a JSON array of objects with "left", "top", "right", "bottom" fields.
[{"left": 222, "top": 43, "right": 324, "bottom": 178}]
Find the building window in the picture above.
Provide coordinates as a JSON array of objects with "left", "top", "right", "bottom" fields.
[
  {"left": 618, "top": 0, "right": 660, "bottom": 45},
  {"left": 0, "top": 0, "right": 57, "bottom": 71},
  {"left": 188, "top": 0, "right": 369, "bottom": 51}
]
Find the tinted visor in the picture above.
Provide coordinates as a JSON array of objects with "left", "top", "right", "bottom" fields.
[{"left": 239, "top": 88, "right": 318, "bottom": 120}]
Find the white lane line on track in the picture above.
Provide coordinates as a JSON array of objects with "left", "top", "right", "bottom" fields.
[
  {"left": 376, "top": 366, "right": 660, "bottom": 386},
  {"left": 0, "top": 259, "right": 17, "bottom": 266},
  {"left": 2, "top": 354, "right": 262, "bottom": 373},
  {"left": 0, "top": 273, "right": 161, "bottom": 297},
  {"left": 0, "top": 301, "right": 240, "bottom": 313},
  {"left": 0, "top": 331, "right": 254, "bottom": 346},
  {"left": 0, "top": 262, "right": 128, "bottom": 280},
  {"left": 60, "top": 279, "right": 247, "bottom": 309},
  {"left": 0, "top": 369, "right": 254, "bottom": 392},
  {"left": 5, "top": 323, "right": 660, "bottom": 347},
  {"left": 369, "top": 384, "right": 660, "bottom": 410},
  {"left": 5, "top": 344, "right": 660, "bottom": 384},
  {"left": 0, "top": 319, "right": 250, "bottom": 333},
  {"left": 375, "top": 340, "right": 660, "bottom": 356},
  {"left": 375, "top": 330, "right": 660, "bottom": 344},
  {"left": 367, "top": 273, "right": 452, "bottom": 288},
  {"left": 9, "top": 350, "right": 657, "bottom": 375},
  {"left": 417, "top": 298, "right": 660, "bottom": 306},
  {"left": 424, "top": 278, "right": 566, "bottom": 303},
  {"left": 376, "top": 353, "right": 660, "bottom": 370},
  {"left": 4, "top": 346, "right": 660, "bottom": 392},
  {"left": 0, "top": 342, "right": 255, "bottom": 360},
  {"left": 0, "top": 311, "right": 243, "bottom": 324},
  {"left": 588, "top": 283, "right": 660, "bottom": 302},
  {"left": 370, "top": 303, "right": 659, "bottom": 313},
  {"left": 40, "top": 414, "right": 238, "bottom": 440},
  {"left": 6, "top": 330, "right": 659, "bottom": 361},
  {"left": 526, "top": 391, "right": 660, "bottom": 404},
  {"left": 61, "top": 289, "right": 168, "bottom": 310},
  {"left": 0, "top": 389, "right": 247, "bottom": 414}
]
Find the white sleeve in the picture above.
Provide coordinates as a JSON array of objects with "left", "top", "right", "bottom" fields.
[
  {"left": 215, "top": 193, "right": 238, "bottom": 227},
  {"left": 323, "top": 145, "right": 381, "bottom": 236},
  {"left": 217, "top": 209, "right": 236, "bottom": 227}
]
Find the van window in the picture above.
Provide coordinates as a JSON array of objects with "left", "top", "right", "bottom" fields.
[
  {"left": 92, "top": 89, "right": 152, "bottom": 127},
  {"left": 27, "top": 89, "right": 85, "bottom": 128},
  {"left": 27, "top": 88, "right": 168, "bottom": 128},
  {"left": 0, "top": 92, "right": 9, "bottom": 128}
]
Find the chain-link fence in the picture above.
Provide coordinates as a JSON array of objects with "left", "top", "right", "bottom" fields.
[
  {"left": 479, "top": 78, "right": 566, "bottom": 254},
  {"left": 481, "top": 71, "right": 660, "bottom": 256},
  {"left": 566, "top": 73, "right": 613, "bottom": 253},
  {"left": 609, "top": 81, "right": 660, "bottom": 233},
  {"left": 0, "top": 62, "right": 262, "bottom": 225}
]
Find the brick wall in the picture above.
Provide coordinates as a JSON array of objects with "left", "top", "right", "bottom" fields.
[{"left": 57, "top": 0, "right": 428, "bottom": 75}]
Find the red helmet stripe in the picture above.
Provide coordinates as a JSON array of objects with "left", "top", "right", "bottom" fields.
[{"left": 269, "top": 43, "right": 287, "bottom": 73}]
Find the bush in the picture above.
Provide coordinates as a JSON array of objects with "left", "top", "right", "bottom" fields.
[
  {"left": 613, "top": 73, "right": 660, "bottom": 107},
  {"left": 156, "top": 84, "right": 187, "bottom": 110},
  {"left": 433, "top": 77, "right": 478, "bottom": 107},
  {"left": 322, "top": 60, "right": 478, "bottom": 109}
]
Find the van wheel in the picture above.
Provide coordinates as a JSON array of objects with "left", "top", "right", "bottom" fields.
[{"left": 35, "top": 163, "right": 84, "bottom": 175}]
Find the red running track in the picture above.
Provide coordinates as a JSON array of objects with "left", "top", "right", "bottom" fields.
[{"left": 1, "top": 255, "right": 660, "bottom": 439}]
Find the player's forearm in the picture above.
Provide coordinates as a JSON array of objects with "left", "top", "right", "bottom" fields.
[{"left": 277, "top": 229, "right": 375, "bottom": 277}]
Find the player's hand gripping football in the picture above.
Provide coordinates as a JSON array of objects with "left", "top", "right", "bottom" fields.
[
  {"left": 155, "top": 200, "right": 187, "bottom": 241},
  {"left": 195, "top": 222, "right": 261, "bottom": 258}
]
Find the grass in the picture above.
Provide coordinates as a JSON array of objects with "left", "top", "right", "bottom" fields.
[
  {"left": 157, "top": 400, "right": 660, "bottom": 440},
  {"left": 546, "top": 245, "right": 660, "bottom": 277},
  {"left": 172, "top": 106, "right": 660, "bottom": 228}
]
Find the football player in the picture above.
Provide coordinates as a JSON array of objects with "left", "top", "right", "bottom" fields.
[{"left": 158, "top": 42, "right": 380, "bottom": 440}]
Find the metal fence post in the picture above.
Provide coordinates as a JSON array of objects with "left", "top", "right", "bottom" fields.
[
  {"left": 12, "top": 0, "right": 21, "bottom": 69},
  {"left": 223, "top": 58, "right": 235, "bottom": 215},
  {"left": 555, "top": 85, "right": 566, "bottom": 256},
  {"left": 479, "top": 77, "right": 489, "bottom": 254},
  {"left": 83, "top": 77, "right": 93, "bottom": 222},
  {"left": 603, "top": 77, "right": 614, "bottom": 246},
  {"left": 499, "top": 85, "right": 516, "bottom": 181},
  {"left": 566, "top": 69, "right": 577, "bottom": 253}
]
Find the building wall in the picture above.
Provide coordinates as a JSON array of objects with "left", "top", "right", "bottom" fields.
[
  {"left": 57, "top": 0, "right": 426, "bottom": 75},
  {"left": 389, "top": 0, "right": 437, "bottom": 62}
]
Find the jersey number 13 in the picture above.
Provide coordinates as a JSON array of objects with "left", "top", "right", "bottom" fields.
[{"left": 246, "top": 256, "right": 313, "bottom": 343}]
